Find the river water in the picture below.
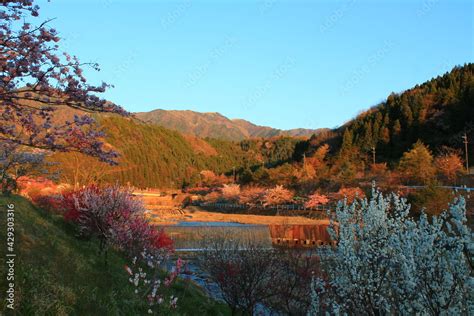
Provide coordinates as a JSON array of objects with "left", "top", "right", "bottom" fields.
[
  {"left": 160, "top": 221, "right": 271, "bottom": 301},
  {"left": 160, "top": 221, "right": 272, "bottom": 251},
  {"left": 160, "top": 221, "right": 324, "bottom": 315}
]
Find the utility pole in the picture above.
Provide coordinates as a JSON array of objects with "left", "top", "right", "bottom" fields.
[
  {"left": 371, "top": 146, "right": 376, "bottom": 166},
  {"left": 462, "top": 133, "right": 469, "bottom": 173}
]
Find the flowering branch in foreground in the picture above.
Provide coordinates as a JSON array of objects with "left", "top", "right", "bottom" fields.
[{"left": 1, "top": 1, "right": 128, "bottom": 164}]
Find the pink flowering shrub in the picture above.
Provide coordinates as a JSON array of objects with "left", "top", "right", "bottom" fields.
[
  {"left": 239, "top": 186, "right": 266, "bottom": 206},
  {"left": 54, "top": 185, "right": 180, "bottom": 312},
  {"left": 111, "top": 216, "right": 174, "bottom": 257},
  {"left": 221, "top": 184, "right": 240, "bottom": 202},
  {"left": 59, "top": 185, "right": 173, "bottom": 259},
  {"left": 304, "top": 193, "right": 329, "bottom": 208},
  {"left": 263, "top": 185, "right": 294, "bottom": 206},
  {"left": 203, "top": 191, "right": 222, "bottom": 203}
]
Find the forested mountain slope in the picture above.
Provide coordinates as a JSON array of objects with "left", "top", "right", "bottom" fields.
[
  {"left": 50, "top": 115, "right": 260, "bottom": 188},
  {"left": 298, "top": 64, "right": 474, "bottom": 162},
  {"left": 49, "top": 64, "right": 474, "bottom": 188}
]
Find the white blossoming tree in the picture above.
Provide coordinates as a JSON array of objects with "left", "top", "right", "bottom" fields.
[{"left": 308, "top": 187, "right": 473, "bottom": 315}]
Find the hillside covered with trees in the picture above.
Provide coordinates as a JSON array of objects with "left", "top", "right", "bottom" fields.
[
  {"left": 49, "top": 114, "right": 304, "bottom": 188},
  {"left": 298, "top": 63, "right": 474, "bottom": 164},
  {"left": 48, "top": 64, "right": 474, "bottom": 190},
  {"left": 50, "top": 115, "right": 256, "bottom": 188}
]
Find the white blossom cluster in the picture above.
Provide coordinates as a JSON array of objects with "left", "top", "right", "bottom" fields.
[
  {"left": 125, "top": 248, "right": 181, "bottom": 314},
  {"left": 308, "top": 187, "right": 473, "bottom": 315}
]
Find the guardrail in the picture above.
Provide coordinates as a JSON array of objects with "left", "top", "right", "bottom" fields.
[{"left": 403, "top": 185, "right": 474, "bottom": 191}]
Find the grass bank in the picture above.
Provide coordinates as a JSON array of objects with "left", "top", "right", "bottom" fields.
[{"left": 0, "top": 195, "right": 229, "bottom": 315}]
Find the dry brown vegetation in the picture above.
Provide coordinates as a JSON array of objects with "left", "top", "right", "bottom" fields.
[
  {"left": 146, "top": 206, "right": 329, "bottom": 226},
  {"left": 182, "top": 134, "right": 218, "bottom": 156}
]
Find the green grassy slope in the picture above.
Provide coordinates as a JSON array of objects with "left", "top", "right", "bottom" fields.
[{"left": 0, "top": 195, "right": 229, "bottom": 315}]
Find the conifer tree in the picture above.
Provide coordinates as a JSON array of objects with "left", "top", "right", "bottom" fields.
[{"left": 398, "top": 140, "right": 436, "bottom": 184}]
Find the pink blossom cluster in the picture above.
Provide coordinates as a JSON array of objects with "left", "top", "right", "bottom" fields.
[
  {"left": 59, "top": 185, "right": 173, "bottom": 258},
  {"left": 304, "top": 192, "right": 329, "bottom": 208},
  {"left": 263, "top": 185, "right": 294, "bottom": 206},
  {"left": 1, "top": 1, "right": 128, "bottom": 164}
]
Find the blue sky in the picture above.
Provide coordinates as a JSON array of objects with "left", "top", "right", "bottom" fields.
[{"left": 36, "top": 0, "right": 472, "bottom": 130}]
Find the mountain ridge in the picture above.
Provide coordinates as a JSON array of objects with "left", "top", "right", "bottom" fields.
[
  {"left": 134, "top": 109, "right": 325, "bottom": 141},
  {"left": 46, "top": 64, "right": 473, "bottom": 189}
]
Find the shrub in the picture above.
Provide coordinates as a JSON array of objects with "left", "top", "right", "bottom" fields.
[
  {"left": 60, "top": 185, "right": 172, "bottom": 259},
  {"left": 239, "top": 186, "right": 266, "bottom": 206},
  {"left": 304, "top": 192, "right": 329, "bottom": 208},
  {"left": 267, "top": 249, "right": 320, "bottom": 315},
  {"left": 111, "top": 215, "right": 174, "bottom": 257},
  {"left": 435, "top": 150, "right": 464, "bottom": 183},
  {"left": 221, "top": 184, "right": 240, "bottom": 202},
  {"left": 309, "top": 187, "right": 473, "bottom": 315},
  {"left": 200, "top": 239, "right": 320, "bottom": 315},
  {"left": 263, "top": 185, "right": 294, "bottom": 206},
  {"left": 18, "top": 176, "right": 63, "bottom": 199},
  {"left": 199, "top": 239, "right": 279, "bottom": 315},
  {"left": 184, "top": 186, "right": 214, "bottom": 195},
  {"left": 203, "top": 191, "right": 222, "bottom": 203}
]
